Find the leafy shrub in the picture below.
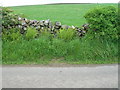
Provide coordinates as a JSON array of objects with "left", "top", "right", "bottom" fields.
[
  {"left": 10, "top": 32, "right": 22, "bottom": 41},
  {"left": 2, "top": 28, "right": 22, "bottom": 41},
  {"left": 2, "top": 7, "right": 21, "bottom": 31},
  {"left": 84, "top": 6, "right": 118, "bottom": 40},
  {"left": 25, "top": 27, "right": 38, "bottom": 40},
  {"left": 57, "top": 29, "right": 75, "bottom": 41},
  {"left": 2, "top": 7, "right": 24, "bottom": 41}
]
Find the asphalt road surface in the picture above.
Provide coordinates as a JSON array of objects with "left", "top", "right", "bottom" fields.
[{"left": 2, "top": 64, "right": 118, "bottom": 88}]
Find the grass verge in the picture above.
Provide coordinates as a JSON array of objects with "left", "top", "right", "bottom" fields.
[{"left": 2, "top": 36, "right": 118, "bottom": 64}]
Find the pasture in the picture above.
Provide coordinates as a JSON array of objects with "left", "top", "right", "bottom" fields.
[{"left": 10, "top": 3, "right": 117, "bottom": 26}]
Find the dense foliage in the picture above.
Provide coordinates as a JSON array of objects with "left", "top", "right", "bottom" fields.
[
  {"left": 84, "top": 6, "right": 118, "bottom": 40},
  {"left": 58, "top": 29, "right": 76, "bottom": 41},
  {"left": 2, "top": 8, "right": 21, "bottom": 32},
  {"left": 2, "top": 7, "right": 22, "bottom": 41}
]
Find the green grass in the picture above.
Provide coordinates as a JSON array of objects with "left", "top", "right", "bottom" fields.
[
  {"left": 2, "top": 36, "right": 118, "bottom": 64},
  {"left": 10, "top": 3, "right": 117, "bottom": 26},
  {"left": 3, "top": 4, "right": 118, "bottom": 65},
  {"left": 0, "top": 39, "right": 2, "bottom": 64}
]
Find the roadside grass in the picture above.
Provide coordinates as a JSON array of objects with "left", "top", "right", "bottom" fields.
[
  {"left": 0, "top": 39, "right": 2, "bottom": 64},
  {"left": 10, "top": 3, "right": 117, "bottom": 26},
  {"left": 2, "top": 4, "right": 118, "bottom": 64},
  {"left": 2, "top": 35, "right": 118, "bottom": 64}
]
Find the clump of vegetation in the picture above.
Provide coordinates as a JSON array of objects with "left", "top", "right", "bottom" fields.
[
  {"left": 84, "top": 6, "right": 118, "bottom": 40},
  {"left": 2, "top": 7, "right": 24, "bottom": 41},
  {"left": 25, "top": 27, "right": 37, "bottom": 40},
  {"left": 57, "top": 29, "right": 75, "bottom": 41},
  {"left": 2, "top": 7, "right": 21, "bottom": 32},
  {"left": 2, "top": 28, "right": 22, "bottom": 41}
]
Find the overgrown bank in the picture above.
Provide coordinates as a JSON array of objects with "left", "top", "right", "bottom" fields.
[
  {"left": 3, "top": 36, "right": 118, "bottom": 64},
  {"left": 2, "top": 5, "right": 118, "bottom": 64}
]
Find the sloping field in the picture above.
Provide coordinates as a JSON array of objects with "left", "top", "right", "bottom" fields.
[{"left": 10, "top": 3, "right": 117, "bottom": 26}]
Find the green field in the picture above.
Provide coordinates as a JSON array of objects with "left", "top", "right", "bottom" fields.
[
  {"left": 2, "top": 4, "right": 118, "bottom": 65},
  {"left": 10, "top": 3, "right": 117, "bottom": 26}
]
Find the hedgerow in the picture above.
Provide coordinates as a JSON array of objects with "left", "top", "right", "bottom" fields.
[{"left": 84, "top": 6, "right": 118, "bottom": 40}]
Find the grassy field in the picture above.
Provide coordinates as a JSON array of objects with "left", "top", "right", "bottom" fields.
[
  {"left": 10, "top": 3, "right": 117, "bottom": 26},
  {"left": 2, "top": 4, "right": 118, "bottom": 64}
]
